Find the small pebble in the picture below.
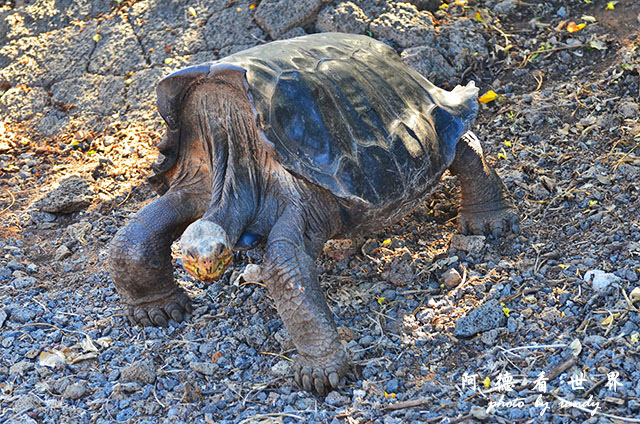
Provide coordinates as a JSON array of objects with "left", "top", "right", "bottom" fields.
[
  {"left": 441, "top": 268, "right": 462, "bottom": 289},
  {"left": 55, "top": 245, "right": 72, "bottom": 261},
  {"left": 10, "top": 361, "right": 34, "bottom": 376},
  {"left": 324, "top": 391, "right": 349, "bottom": 406},
  {"left": 269, "top": 360, "right": 292, "bottom": 377},
  {"left": 190, "top": 361, "right": 218, "bottom": 376},
  {"left": 62, "top": 381, "right": 87, "bottom": 400},
  {"left": 584, "top": 269, "right": 620, "bottom": 292},
  {"left": 449, "top": 235, "right": 486, "bottom": 254},
  {"left": 120, "top": 360, "right": 156, "bottom": 385}
]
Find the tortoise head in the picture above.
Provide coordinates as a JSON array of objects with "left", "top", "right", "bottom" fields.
[{"left": 180, "top": 219, "right": 233, "bottom": 282}]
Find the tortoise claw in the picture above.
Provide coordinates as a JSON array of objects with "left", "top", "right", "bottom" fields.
[
  {"left": 458, "top": 206, "right": 520, "bottom": 238},
  {"left": 177, "top": 291, "right": 193, "bottom": 314},
  {"left": 293, "top": 352, "right": 352, "bottom": 395},
  {"left": 131, "top": 308, "right": 153, "bottom": 327},
  {"left": 301, "top": 373, "right": 313, "bottom": 392},
  {"left": 125, "top": 290, "right": 193, "bottom": 327},
  {"left": 329, "top": 371, "right": 340, "bottom": 389},
  {"left": 149, "top": 307, "right": 169, "bottom": 328},
  {"left": 314, "top": 378, "right": 326, "bottom": 395},
  {"left": 167, "top": 303, "right": 184, "bottom": 323}
]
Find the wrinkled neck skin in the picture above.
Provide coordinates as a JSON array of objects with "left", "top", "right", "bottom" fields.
[
  {"left": 181, "top": 82, "right": 343, "bottom": 252},
  {"left": 188, "top": 84, "right": 283, "bottom": 247}
]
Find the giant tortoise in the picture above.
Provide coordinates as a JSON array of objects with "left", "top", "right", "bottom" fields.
[{"left": 109, "top": 33, "right": 519, "bottom": 394}]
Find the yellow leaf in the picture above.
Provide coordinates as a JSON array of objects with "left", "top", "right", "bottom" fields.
[
  {"left": 378, "top": 297, "right": 386, "bottom": 305},
  {"left": 474, "top": 11, "right": 485, "bottom": 23},
  {"left": 483, "top": 377, "right": 491, "bottom": 388},
  {"left": 589, "top": 200, "right": 598, "bottom": 207},
  {"left": 384, "top": 391, "right": 397, "bottom": 398},
  {"left": 502, "top": 307, "right": 510, "bottom": 317},
  {"left": 478, "top": 90, "right": 498, "bottom": 103},
  {"left": 631, "top": 332, "right": 639, "bottom": 344},
  {"left": 249, "top": 3, "right": 257, "bottom": 9},
  {"left": 567, "top": 22, "right": 586, "bottom": 33},
  {"left": 606, "top": 1, "right": 615, "bottom": 10},
  {"left": 439, "top": 3, "right": 449, "bottom": 10},
  {"left": 188, "top": 6, "right": 197, "bottom": 18},
  {"left": 236, "top": 7, "right": 242, "bottom": 12},
  {"left": 93, "top": 34, "right": 101, "bottom": 42},
  {"left": 382, "top": 239, "right": 391, "bottom": 246},
  {"left": 504, "top": 140, "right": 512, "bottom": 147},
  {"left": 497, "top": 152, "right": 506, "bottom": 160},
  {"left": 601, "top": 314, "right": 619, "bottom": 326},
  {"left": 455, "top": 0, "right": 467, "bottom": 5}
]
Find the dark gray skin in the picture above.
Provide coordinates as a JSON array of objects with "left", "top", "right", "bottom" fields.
[{"left": 109, "top": 33, "right": 519, "bottom": 395}]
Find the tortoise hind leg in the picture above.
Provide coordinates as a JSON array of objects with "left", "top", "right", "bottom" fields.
[
  {"left": 108, "top": 191, "right": 204, "bottom": 327},
  {"left": 448, "top": 132, "right": 519, "bottom": 236}
]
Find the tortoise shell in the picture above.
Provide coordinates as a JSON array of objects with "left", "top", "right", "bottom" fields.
[{"left": 151, "top": 33, "right": 478, "bottom": 208}]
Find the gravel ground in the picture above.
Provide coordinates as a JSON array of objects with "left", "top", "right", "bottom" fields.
[{"left": 1, "top": 0, "right": 640, "bottom": 423}]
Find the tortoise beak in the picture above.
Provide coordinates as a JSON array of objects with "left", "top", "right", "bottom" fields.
[
  {"left": 180, "top": 220, "right": 233, "bottom": 283},
  {"left": 182, "top": 248, "right": 233, "bottom": 282}
]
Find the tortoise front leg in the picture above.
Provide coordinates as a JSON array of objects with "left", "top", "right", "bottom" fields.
[
  {"left": 262, "top": 207, "right": 351, "bottom": 394},
  {"left": 108, "top": 191, "right": 203, "bottom": 327},
  {"left": 449, "top": 132, "right": 520, "bottom": 236}
]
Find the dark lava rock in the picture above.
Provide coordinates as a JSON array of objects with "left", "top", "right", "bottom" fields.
[
  {"left": 35, "top": 176, "right": 93, "bottom": 214},
  {"left": 454, "top": 299, "right": 507, "bottom": 338}
]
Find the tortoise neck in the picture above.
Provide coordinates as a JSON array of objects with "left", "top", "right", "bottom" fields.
[{"left": 198, "top": 86, "right": 268, "bottom": 244}]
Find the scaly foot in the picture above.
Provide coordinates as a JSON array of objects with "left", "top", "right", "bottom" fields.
[
  {"left": 126, "top": 289, "right": 193, "bottom": 327},
  {"left": 293, "top": 348, "right": 353, "bottom": 395},
  {"left": 458, "top": 203, "right": 519, "bottom": 237}
]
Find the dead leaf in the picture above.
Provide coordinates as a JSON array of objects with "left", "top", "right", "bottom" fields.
[
  {"left": 569, "top": 339, "right": 582, "bottom": 356},
  {"left": 630, "top": 287, "right": 640, "bottom": 303},
  {"left": 589, "top": 37, "right": 607, "bottom": 51},
  {"left": 80, "top": 336, "right": 99, "bottom": 353},
  {"left": 69, "top": 352, "right": 98, "bottom": 364},
  {"left": 39, "top": 349, "right": 68, "bottom": 368},
  {"left": 95, "top": 336, "right": 113, "bottom": 348}
]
